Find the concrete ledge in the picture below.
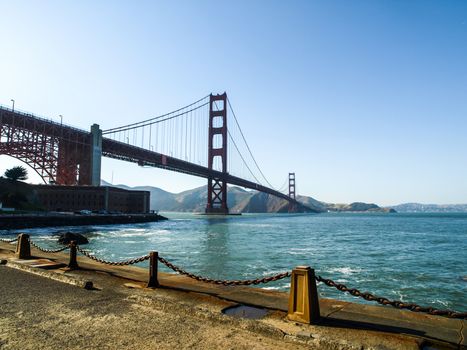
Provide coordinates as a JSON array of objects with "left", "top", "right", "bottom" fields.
[
  {"left": 0, "top": 241, "right": 464, "bottom": 347},
  {"left": 5, "top": 260, "right": 93, "bottom": 290}
]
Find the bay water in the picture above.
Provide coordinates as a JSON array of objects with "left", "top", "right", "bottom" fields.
[{"left": 1, "top": 212, "right": 466, "bottom": 311}]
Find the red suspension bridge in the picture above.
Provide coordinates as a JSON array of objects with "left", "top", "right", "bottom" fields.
[{"left": 0, "top": 93, "right": 306, "bottom": 214}]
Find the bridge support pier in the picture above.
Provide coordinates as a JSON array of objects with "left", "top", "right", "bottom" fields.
[
  {"left": 90, "top": 124, "right": 102, "bottom": 186},
  {"left": 205, "top": 93, "right": 229, "bottom": 215},
  {"left": 55, "top": 124, "right": 102, "bottom": 186}
]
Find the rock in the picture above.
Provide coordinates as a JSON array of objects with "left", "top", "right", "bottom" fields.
[{"left": 57, "top": 232, "right": 88, "bottom": 245}]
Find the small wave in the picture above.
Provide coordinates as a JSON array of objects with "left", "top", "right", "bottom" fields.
[
  {"left": 290, "top": 248, "right": 313, "bottom": 252},
  {"left": 109, "top": 229, "right": 170, "bottom": 238},
  {"left": 261, "top": 270, "right": 289, "bottom": 276},
  {"left": 124, "top": 251, "right": 147, "bottom": 256},
  {"left": 395, "top": 291, "right": 405, "bottom": 302},
  {"left": 235, "top": 223, "right": 274, "bottom": 228},
  {"left": 355, "top": 279, "right": 371, "bottom": 283},
  {"left": 432, "top": 299, "right": 450, "bottom": 307},
  {"left": 336, "top": 279, "right": 348, "bottom": 283},
  {"left": 148, "top": 236, "right": 173, "bottom": 243},
  {"left": 287, "top": 248, "right": 314, "bottom": 255},
  {"left": 328, "top": 267, "right": 362, "bottom": 275}
]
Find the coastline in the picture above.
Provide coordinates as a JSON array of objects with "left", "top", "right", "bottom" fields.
[
  {"left": 0, "top": 240, "right": 464, "bottom": 349},
  {"left": 0, "top": 213, "right": 167, "bottom": 230}
]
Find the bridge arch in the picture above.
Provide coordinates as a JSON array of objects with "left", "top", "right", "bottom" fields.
[
  {"left": 0, "top": 154, "right": 55, "bottom": 185},
  {"left": 0, "top": 109, "right": 95, "bottom": 186}
]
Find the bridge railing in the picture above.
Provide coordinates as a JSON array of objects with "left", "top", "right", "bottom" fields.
[
  {"left": 2, "top": 233, "right": 465, "bottom": 322},
  {"left": 0, "top": 104, "right": 87, "bottom": 134}
]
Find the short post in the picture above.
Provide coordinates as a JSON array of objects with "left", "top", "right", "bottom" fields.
[
  {"left": 147, "top": 251, "right": 159, "bottom": 288},
  {"left": 288, "top": 266, "right": 320, "bottom": 324},
  {"left": 68, "top": 241, "right": 78, "bottom": 269},
  {"left": 15, "top": 233, "right": 31, "bottom": 259}
]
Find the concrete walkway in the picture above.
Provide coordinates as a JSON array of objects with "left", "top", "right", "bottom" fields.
[{"left": 0, "top": 241, "right": 465, "bottom": 349}]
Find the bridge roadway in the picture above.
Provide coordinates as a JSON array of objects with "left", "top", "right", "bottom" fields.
[
  {"left": 102, "top": 138, "right": 304, "bottom": 206},
  {"left": 0, "top": 106, "right": 306, "bottom": 209}
]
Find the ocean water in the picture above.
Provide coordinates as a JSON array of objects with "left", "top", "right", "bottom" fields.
[{"left": 1, "top": 212, "right": 466, "bottom": 311}]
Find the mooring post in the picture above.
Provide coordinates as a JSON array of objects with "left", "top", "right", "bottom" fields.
[
  {"left": 287, "top": 266, "right": 320, "bottom": 324},
  {"left": 15, "top": 233, "right": 31, "bottom": 259},
  {"left": 68, "top": 241, "right": 78, "bottom": 269},
  {"left": 147, "top": 251, "right": 159, "bottom": 288}
]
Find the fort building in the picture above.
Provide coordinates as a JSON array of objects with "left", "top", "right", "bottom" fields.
[{"left": 34, "top": 185, "right": 150, "bottom": 214}]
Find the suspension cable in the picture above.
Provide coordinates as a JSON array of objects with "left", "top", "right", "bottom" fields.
[
  {"left": 277, "top": 176, "right": 290, "bottom": 193},
  {"left": 103, "top": 102, "right": 209, "bottom": 135},
  {"left": 103, "top": 94, "right": 210, "bottom": 133},
  {"left": 227, "top": 130, "right": 261, "bottom": 183},
  {"left": 227, "top": 97, "right": 276, "bottom": 189}
]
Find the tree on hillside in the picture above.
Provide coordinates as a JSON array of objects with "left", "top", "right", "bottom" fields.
[{"left": 4, "top": 166, "right": 28, "bottom": 181}]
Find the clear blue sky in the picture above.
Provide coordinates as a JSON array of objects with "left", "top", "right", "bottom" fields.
[{"left": 1, "top": 1, "right": 466, "bottom": 206}]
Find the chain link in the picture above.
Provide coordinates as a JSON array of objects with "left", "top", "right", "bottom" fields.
[
  {"left": 316, "top": 275, "right": 467, "bottom": 319},
  {"left": 0, "top": 237, "right": 18, "bottom": 243},
  {"left": 8, "top": 233, "right": 465, "bottom": 319},
  {"left": 157, "top": 255, "right": 291, "bottom": 286},
  {"left": 76, "top": 246, "right": 150, "bottom": 266},
  {"left": 29, "top": 240, "right": 70, "bottom": 253}
]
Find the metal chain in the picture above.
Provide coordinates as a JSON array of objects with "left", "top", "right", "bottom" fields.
[
  {"left": 29, "top": 240, "right": 70, "bottom": 253},
  {"left": 0, "top": 237, "right": 18, "bottom": 243},
  {"left": 316, "top": 275, "right": 467, "bottom": 319},
  {"left": 76, "top": 246, "right": 150, "bottom": 266},
  {"left": 14, "top": 234, "right": 467, "bottom": 319},
  {"left": 158, "top": 255, "right": 291, "bottom": 286}
]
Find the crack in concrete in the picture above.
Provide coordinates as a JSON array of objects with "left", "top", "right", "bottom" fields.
[
  {"left": 459, "top": 320, "right": 464, "bottom": 348},
  {"left": 324, "top": 305, "right": 345, "bottom": 318}
]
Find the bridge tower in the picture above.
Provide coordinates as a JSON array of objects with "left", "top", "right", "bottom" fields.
[
  {"left": 288, "top": 172, "right": 296, "bottom": 199},
  {"left": 288, "top": 172, "right": 296, "bottom": 212},
  {"left": 205, "top": 93, "right": 229, "bottom": 214}
]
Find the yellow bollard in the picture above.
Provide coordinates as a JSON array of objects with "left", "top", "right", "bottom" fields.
[
  {"left": 288, "top": 266, "right": 320, "bottom": 324},
  {"left": 15, "top": 233, "right": 31, "bottom": 259}
]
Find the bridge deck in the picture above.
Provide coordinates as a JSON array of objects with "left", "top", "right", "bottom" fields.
[
  {"left": 102, "top": 138, "right": 307, "bottom": 208},
  {"left": 1, "top": 106, "right": 309, "bottom": 210}
]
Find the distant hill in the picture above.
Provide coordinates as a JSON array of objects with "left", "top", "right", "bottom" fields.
[
  {"left": 101, "top": 180, "right": 394, "bottom": 214},
  {"left": 101, "top": 181, "right": 316, "bottom": 213},
  {"left": 389, "top": 203, "right": 467, "bottom": 213},
  {"left": 325, "top": 202, "right": 396, "bottom": 213}
]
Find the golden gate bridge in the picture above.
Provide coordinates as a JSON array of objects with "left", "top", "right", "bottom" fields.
[{"left": 0, "top": 93, "right": 304, "bottom": 214}]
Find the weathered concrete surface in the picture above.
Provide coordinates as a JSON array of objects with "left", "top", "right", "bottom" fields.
[
  {"left": 0, "top": 260, "right": 422, "bottom": 350},
  {"left": 0, "top": 265, "right": 306, "bottom": 350},
  {"left": 5, "top": 259, "right": 93, "bottom": 289},
  {"left": 0, "top": 241, "right": 465, "bottom": 349}
]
